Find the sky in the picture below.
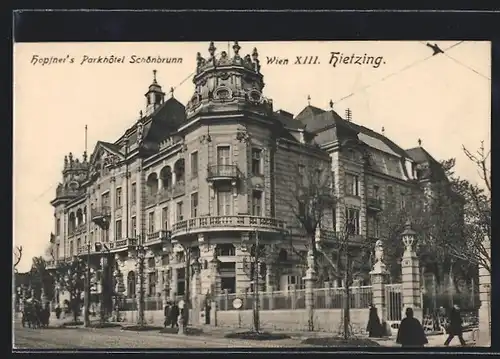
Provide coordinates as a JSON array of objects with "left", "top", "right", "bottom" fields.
[{"left": 13, "top": 41, "right": 491, "bottom": 272}]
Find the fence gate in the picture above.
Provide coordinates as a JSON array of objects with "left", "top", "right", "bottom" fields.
[{"left": 385, "top": 284, "right": 402, "bottom": 322}]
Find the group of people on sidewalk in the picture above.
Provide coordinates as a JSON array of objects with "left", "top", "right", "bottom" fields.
[
  {"left": 366, "top": 304, "right": 468, "bottom": 347},
  {"left": 163, "top": 301, "right": 181, "bottom": 328}
]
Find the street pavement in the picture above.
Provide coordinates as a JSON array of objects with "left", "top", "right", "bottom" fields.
[
  {"left": 13, "top": 319, "right": 479, "bottom": 350},
  {"left": 13, "top": 321, "right": 302, "bottom": 349}
]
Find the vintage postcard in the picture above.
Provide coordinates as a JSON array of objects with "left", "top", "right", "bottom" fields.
[{"left": 13, "top": 40, "right": 491, "bottom": 350}]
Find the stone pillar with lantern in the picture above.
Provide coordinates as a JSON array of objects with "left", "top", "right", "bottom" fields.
[
  {"left": 400, "top": 220, "right": 422, "bottom": 321},
  {"left": 369, "top": 239, "right": 390, "bottom": 335}
]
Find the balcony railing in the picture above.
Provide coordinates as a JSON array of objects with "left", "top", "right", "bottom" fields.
[
  {"left": 91, "top": 206, "right": 111, "bottom": 220},
  {"left": 207, "top": 165, "right": 241, "bottom": 181},
  {"left": 367, "top": 197, "right": 383, "bottom": 211},
  {"left": 171, "top": 215, "right": 286, "bottom": 238},
  {"left": 146, "top": 230, "right": 171, "bottom": 245}
]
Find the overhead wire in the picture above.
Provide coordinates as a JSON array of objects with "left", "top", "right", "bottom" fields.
[{"left": 331, "top": 41, "right": 467, "bottom": 106}]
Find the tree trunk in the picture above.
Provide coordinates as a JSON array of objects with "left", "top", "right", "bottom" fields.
[{"left": 343, "top": 256, "right": 351, "bottom": 340}]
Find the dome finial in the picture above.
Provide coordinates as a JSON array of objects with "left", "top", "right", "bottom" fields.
[
  {"left": 233, "top": 41, "right": 241, "bottom": 56},
  {"left": 170, "top": 87, "right": 175, "bottom": 98},
  {"left": 153, "top": 69, "right": 157, "bottom": 84},
  {"left": 208, "top": 41, "right": 216, "bottom": 58},
  {"left": 418, "top": 138, "right": 422, "bottom": 146},
  {"left": 307, "top": 95, "right": 311, "bottom": 106},
  {"left": 329, "top": 99, "right": 334, "bottom": 109}
]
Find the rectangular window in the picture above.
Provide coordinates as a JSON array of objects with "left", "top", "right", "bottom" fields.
[
  {"left": 101, "top": 192, "right": 110, "bottom": 207},
  {"left": 374, "top": 217, "right": 380, "bottom": 238},
  {"left": 217, "top": 146, "right": 230, "bottom": 166},
  {"left": 373, "top": 185, "right": 380, "bottom": 199},
  {"left": 131, "top": 183, "right": 137, "bottom": 204},
  {"left": 298, "top": 164, "right": 305, "bottom": 184},
  {"left": 56, "top": 243, "right": 60, "bottom": 259},
  {"left": 115, "top": 219, "right": 122, "bottom": 240},
  {"left": 131, "top": 216, "right": 137, "bottom": 237},
  {"left": 345, "top": 173, "right": 359, "bottom": 196},
  {"left": 69, "top": 241, "right": 74, "bottom": 256},
  {"left": 346, "top": 208, "right": 360, "bottom": 235},
  {"left": 401, "top": 191, "right": 407, "bottom": 209},
  {"left": 387, "top": 186, "right": 394, "bottom": 202},
  {"left": 251, "top": 190, "right": 262, "bottom": 216},
  {"left": 288, "top": 275, "right": 305, "bottom": 290},
  {"left": 56, "top": 218, "right": 61, "bottom": 236},
  {"left": 251, "top": 148, "right": 262, "bottom": 176},
  {"left": 116, "top": 187, "right": 122, "bottom": 207},
  {"left": 190, "top": 151, "right": 198, "bottom": 178},
  {"left": 161, "top": 254, "right": 169, "bottom": 266},
  {"left": 148, "top": 272, "right": 156, "bottom": 297},
  {"left": 148, "top": 212, "right": 155, "bottom": 234},
  {"left": 217, "top": 189, "right": 232, "bottom": 216},
  {"left": 161, "top": 207, "right": 168, "bottom": 230},
  {"left": 191, "top": 192, "right": 198, "bottom": 218},
  {"left": 177, "top": 201, "right": 184, "bottom": 221}
]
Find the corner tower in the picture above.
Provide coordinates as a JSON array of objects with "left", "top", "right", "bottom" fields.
[{"left": 186, "top": 41, "right": 273, "bottom": 120}]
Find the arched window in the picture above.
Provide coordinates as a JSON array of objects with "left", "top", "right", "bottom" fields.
[
  {"left": 68, "top": 212, "right": 76, "bottom": 233},
  {"left": 278, "top": 249, "right": 288, "bottom": 262},
  {"left": 146, "top": 173, "right": 159, "bottom": 196},
  {"left": 174, "top": 159, "right": 185, "bottom": 184},
  {"left": 160, "top": 166, "right": 172, "bottom": 189},
  {"left": 76, "top": 209, "right": 83, "bottom": 227},
  {"left": 127, "top": 271, "right": 136, "bottom": 298}
]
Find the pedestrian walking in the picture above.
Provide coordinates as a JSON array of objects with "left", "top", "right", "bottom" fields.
[
  {"left": 444, "top": 304, "right": 467, "bottom": 346},
  {"left": 163, "top": 302, "right": 171, "bottom": 328},
  {"left": 55, "top": 304, "right": 62, "bottom": 319},
  {"left": 169, "top": 302, "right": 179, "bottom": 328},
  {"left": 366, "top": 304, "right": 385, "bottom": 337},
  {"left": 396, "top": 308, "right": 428, "bottom": 347}
]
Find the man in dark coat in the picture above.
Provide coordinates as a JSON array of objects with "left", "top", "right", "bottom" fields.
[
  {"left": 163, "top": 302, "right": 171, "bottom": 328},
  {"left": 444, "top": 304, "right": 467, "bottom": 346},
  {"left": 366, "top": 304, "right": 385, "bottom": 337},
  {"left": 396, "top": 307, "right": 428, "bottom": 347},
  {"left": 169, "top": 302, "right": 179, "bottom": 328}
]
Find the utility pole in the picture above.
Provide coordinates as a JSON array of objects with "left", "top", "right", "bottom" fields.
[
  {"left": 254, "top": 230, "right": 261, "bottom": 333},
  {"left": 136, "top": 236, "right": 146, "bottom": 327},
  {"left": 84, "top": 243, "right": 91, "bottom": 327}
]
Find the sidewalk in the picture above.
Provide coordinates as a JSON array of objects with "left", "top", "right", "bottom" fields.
[{"left": 373, "top": 331, "right": 477, "bottom": 348}]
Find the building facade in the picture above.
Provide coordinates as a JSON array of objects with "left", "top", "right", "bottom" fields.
[{"left": 46, "top": 42, "right": 448, "bottom": 311}]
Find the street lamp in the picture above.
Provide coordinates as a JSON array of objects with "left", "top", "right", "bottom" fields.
[
  {"left": 129, "top": 235, "right": 146, "bottom": 327},
  {"left": 84, "top": 242, "right": 92, "bottom": 327},
  {"left": 241, "top": 230, "right": 263, "bottom": 333},
  {"left": 94, "top": 241, "right": 111, "bottom": 324}
]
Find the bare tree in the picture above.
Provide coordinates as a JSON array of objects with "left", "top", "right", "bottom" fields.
[
  {"left": 14, "top": 246, "right": 23, "bottom": 272},
  {"left": 280, "top": 160, "right": 335, "bottom": 274},
  {"left": 444, "top": 142, "right": 491, "bottom": 273}
]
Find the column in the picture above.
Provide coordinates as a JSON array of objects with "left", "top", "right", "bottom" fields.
[
  {"left": 170, "top": 267, "right": 178, "bottom": 301},
  {"left": 235, "top": 233, "right": 251, "bottom": 293},
  {"left": 400, "top": 220, "right": 422, "bottom": 321},
  {"left": 478, "top": 236, "right": 491, "bottom": 346},
  {"left": 209, "top": 253, "right": 221, "bottom": 326},
  {"left": 303, "top": 249, "right": 316, "bottom": 332},
  {"left": 369, "top": 240, "right": 390, "bottom": 335},
  {"left": 198, "top": 234, "right": 212, "bottom": 295}
]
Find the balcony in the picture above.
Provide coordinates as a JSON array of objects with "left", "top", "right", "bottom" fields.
[
  {"left": 145, "top": 230, "right": 171, "bottom": 246},
  {"left": 171, "top": 215, "right": 286, "bottom": 238},
  {"left": 367, "top": 197, "right": 383, "bottom": 212},
  {"left": 91, "top": 206, "right": 111, "bottom": 229},
  {"left": 207, "top": 165, "right": 241, "bottom": 183}
]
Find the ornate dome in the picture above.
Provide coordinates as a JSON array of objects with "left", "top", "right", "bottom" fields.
[{"left": 186, "top": 41, "right": 273, "bottom": 118}]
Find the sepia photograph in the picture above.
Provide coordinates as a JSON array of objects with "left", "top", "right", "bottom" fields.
[{"left": 13, "top": 40, "right": 491, "bottom": 350}]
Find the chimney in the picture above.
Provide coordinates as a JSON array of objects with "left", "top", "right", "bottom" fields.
[{"left": 345, "top": 108, "right": 352, "bottom": 122}]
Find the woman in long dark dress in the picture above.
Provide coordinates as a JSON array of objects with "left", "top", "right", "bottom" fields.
[
  {"left": 396, "top": 308, "right": 428, "bottom": 347},
  {"left": 366, "top": 304, "right": 385, "bottom": 337}
]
